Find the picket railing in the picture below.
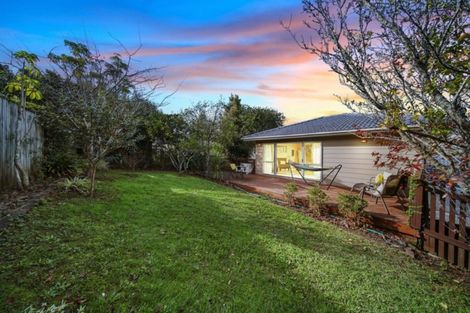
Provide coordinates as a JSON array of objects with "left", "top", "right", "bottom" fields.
[{"left": 411, "top": 185, "right": 470, "bottom": 269}]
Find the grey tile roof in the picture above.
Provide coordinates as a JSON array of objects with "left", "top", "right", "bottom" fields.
[{"left": 243, "top": 113, "right": 384, "bottom": 141}]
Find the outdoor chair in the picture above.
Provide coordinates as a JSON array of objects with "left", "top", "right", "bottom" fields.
[
  {"left": 277, "top": 158, "right": 290, "bottom": 171},
  {"left": 351, "top": 172, "right": 407, "bottom": 215},
  {"left": 230, "top": 162, "right": 253, "bottom": 177},
  {"left": 239, "top": 162, "right": 253, "bottom": 175},
  {"left": 230, "top": 163, "right": 244, "bottom": 179}
]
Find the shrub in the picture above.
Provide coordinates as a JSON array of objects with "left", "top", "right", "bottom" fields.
[
  {"left": 57, "top": 177, "right": 90, "bottom": 195},
  {"left": 208, "top": 154, "right": 231, "bottom": 180},
  {"left": 307, "top": 185, "right": 329, "bottom": 216},
  {"left": 23, "top": 301, "right": 69, "bottom": 313},
  {"left": 284, "top": 182, "right": 298, "bottom": 206},
  {"left": 41, "top": 151, "right": 86, "bottom": 178},
  {"left": 337, "top": 193, "right": 368, "bottom": 225},
  {"left": 96, "top": 159, "right": 109, "bottom": 171}
]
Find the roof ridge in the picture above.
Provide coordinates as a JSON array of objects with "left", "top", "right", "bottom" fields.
[
  {"left": 282, "top": 112, "right": 370, "bottom": 128},
  {"left": 242, "top": 112, "right": 383, "bottom": 140}
]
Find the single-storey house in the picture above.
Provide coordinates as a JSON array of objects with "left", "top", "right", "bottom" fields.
[{"left": 243, "top": 113, "right": 396, "bottom": 188}]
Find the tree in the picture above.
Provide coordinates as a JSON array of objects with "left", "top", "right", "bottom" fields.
[
  {"left": 242, "top": 106, "right": 285, "bottom": 135},
  {"left": 220, "top": 94, "right": 244, "bottom": 161},
  {"left": 220, "top": 94, "right": 285, "bottom": 161},
  {"left": 47, "top": 40, "right": 162, "bottom": 195},
  {"left": 2, "top": 51, "right": 43, "bottom": 189},
  {"left": 147, "top": 111, "right": 195, "bottom": 173},
  {"left": 290, "top": 0, "right": 470, "bottom": 196},
  {"left": 38, "top": 70, "right": 82, "bottom": 177},
  {"left": 0, "top": 64, "right": 14, "bottom": 97},
  {"left": 183, "top": 101, "right": 224, "bottom": 176}
]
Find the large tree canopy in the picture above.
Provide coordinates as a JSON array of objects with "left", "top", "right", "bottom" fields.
[
  {"left": 46, "top": 40, "right": 162, "bottom": 195},
  {"left": 220, "top": 94, "right": 285, "bottom": 161},
  {"left": 292, "top": 0, "right": 470, "bottom": 195}
]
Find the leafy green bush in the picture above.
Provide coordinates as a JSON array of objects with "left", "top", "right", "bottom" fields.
[
  {"left": 57, "top": 177, "right": 90, "bottom": 195},
  {"left": 23, "top": 301, "right": 68, "bottom": 313},
  {"left": 338, "top": 193, "right": 368, "bottom": 214},
  {"left": 23, "top": 302, "right": 85, "bottom": 313},
  {"left": 307, "top": 185, "right": 329, "bottom": 216},
  {"left": 96, "top": 159, "right": 109, "bottom": 171},
  {"left": 337, "top": 193, "right": 368, "bottom": 226},
  {"left": 41, "top": 151, "right": 86, "bottom": 178},
  {"left": 284, "top": 182, "right": 298, "bottom": 206}
]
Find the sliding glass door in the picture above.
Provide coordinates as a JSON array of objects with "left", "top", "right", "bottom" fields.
[
  {"left": 262, "top": 142, "right": 322, "bottom": 180},
  {"left": 275, "top": 143, "right": 302, "bottom": 177},
  {"left": 303, "top": 142, "right": 322, "bottom": 180},
  {"left": 262, "top": 144, "right": 275, "bottom": 174}
]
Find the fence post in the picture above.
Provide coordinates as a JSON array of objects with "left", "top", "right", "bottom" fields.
[{"left": 410, "top": 183, "right": 425, "bottom": 249}]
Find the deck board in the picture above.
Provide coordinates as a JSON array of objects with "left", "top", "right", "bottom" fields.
[{"left": 228, "top": 174, "right": 418, "bottom": 238}]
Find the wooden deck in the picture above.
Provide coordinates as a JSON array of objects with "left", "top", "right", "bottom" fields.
[{"left": 228, "top": 174, "right": 418, "bottom": 238}]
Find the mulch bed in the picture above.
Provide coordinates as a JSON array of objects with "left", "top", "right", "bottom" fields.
[{"left": 0, "top": 181, "right": 57, "bottom": 229}]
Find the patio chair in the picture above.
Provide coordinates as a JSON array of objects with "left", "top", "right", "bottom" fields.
[
  {"left": 277, "top": 158, "right": 290, "bottom": 171},
  {"left": 230, "top": 163, "right": 253, "bottom": 177},
  {"left": 351, "top": 172, "right": 406, "bottom": 215},
  {"left": 230, "top": 163, "right": 244, "bottom": 179},
  {"left": 239, "top": 162, "right": 253, "bottom": 175}
]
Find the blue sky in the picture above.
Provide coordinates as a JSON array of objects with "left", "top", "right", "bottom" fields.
[{"left": 0, "top": 0, "right": 356, "bottom": 123}]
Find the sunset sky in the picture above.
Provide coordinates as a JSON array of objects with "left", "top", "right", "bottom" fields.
[{"left": 0, "top": 0, "right": 359, "bottom": 124}]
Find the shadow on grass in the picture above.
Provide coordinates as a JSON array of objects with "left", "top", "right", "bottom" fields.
[{"left": 0, "top": 172, "right": 468, "bottom": 312}]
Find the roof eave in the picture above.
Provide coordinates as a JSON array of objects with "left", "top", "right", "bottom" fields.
[{"left": 242, "top": 128, "right": 386, "bottom": 142}]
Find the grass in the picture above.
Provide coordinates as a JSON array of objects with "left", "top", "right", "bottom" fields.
[{"left": 0, "top": 171, "right": 469, "bottom": 312}]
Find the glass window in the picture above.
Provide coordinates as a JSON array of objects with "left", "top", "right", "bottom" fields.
[
  {"left": 262, "top": 144, "right": 274, "bottom": 174},
  {"left": 276, "top": 143, "right": 302, "bottom": 177},
  {"left": 303, "top": 142, "right": 322, "bottom": 180},
  {"left": 262, "top": 141, "right": 322, "bottom": 180}
]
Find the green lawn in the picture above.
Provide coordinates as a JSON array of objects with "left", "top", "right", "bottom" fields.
[{"left": 0, "top": 171, "right": 469, "bottom": 312}]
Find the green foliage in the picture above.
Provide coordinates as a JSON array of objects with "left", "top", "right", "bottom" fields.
[
  {"left": 44, "top": 40, "right": 161, "bottom": 195},
  {"left": 23, "top": 301, "right": 70, "bottom": 313},
  {"left": 406, "top": 174, "right": 421, "bottom": 217},
  {"left": 307, "top": 185, "right": 329, "bottom": 215},
  {"left": 1, "top": 171, "right": 468, "bottom": 312},
  {"left": 219, "top": 94, "right": 285, "bottom": 162},
  {"left": 57, "top": 177, "right": 90, "bottom": 194},
  {"left": 4, "top": 51, "right": 43, "bottom": 109},
  {"left": 95, "top": 159, "right": 109, "bottom": 171},
  {"left": 41, "top": 151, "right": 86, "bottom": 178},
  {"left": 180, "top": 101, "right": 224, "bottom": 175},
  {"left": 0, "top": 64, "right": 14, "bottom": 96},
  {"left": 337, "top": 193, "right": 368, "bottom": 225},
  {"left": 36, "top": 71, "right": 83, "bottom": 177},
  {"left": 284, "top": 182, "right": 298, "bottom": 206}
]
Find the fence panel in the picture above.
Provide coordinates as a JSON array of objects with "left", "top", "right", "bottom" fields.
[
  {"left": 412, "top": 185, "right": 470, "bottom": 270},
  {"left": 0, "top": 98, "right": 43, "bottom": 189}
]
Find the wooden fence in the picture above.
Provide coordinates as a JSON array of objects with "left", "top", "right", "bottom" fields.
[
  {"left": 0, "top": 98, "right": 43, "bottom": 189},
  {"left": 411, "top": 185, "right": 470, "bottom": 270}
]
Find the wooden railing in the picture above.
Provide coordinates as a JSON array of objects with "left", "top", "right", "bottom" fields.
[{"left": 411, "top": 184, "right": 470, "bottom": 270}]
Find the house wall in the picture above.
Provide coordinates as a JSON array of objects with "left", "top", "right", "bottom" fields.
[
  {"left": 321, "top": 136, "right": 390, "bottom": 187},
  {"left": 253, "top": 135, "right": 401, "bottom": 188},
  {"left": 255, "top": 144, "right": 264, "bottom": 174}
]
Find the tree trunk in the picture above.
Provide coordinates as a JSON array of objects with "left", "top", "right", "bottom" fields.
[
  {"left": 204, "top": 144, "right": 211, "bottom": 177},
  {"left": 89, "top": 163, "right": 97, "bottom": 197},
  {"left": 14, "top": 83, "right": 29, "bottom": 189}
]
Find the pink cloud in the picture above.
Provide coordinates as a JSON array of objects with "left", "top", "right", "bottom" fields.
[{"left": 125, "top": 6, "right": 360, "bottom": 121}]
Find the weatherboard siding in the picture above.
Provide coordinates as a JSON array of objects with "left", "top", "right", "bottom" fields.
[
  {"left": 322, "top": 137, "right": 391, "bottom": 187},
  {"left": 253, "top": 135, "right": 400, "bottom": 188}
]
